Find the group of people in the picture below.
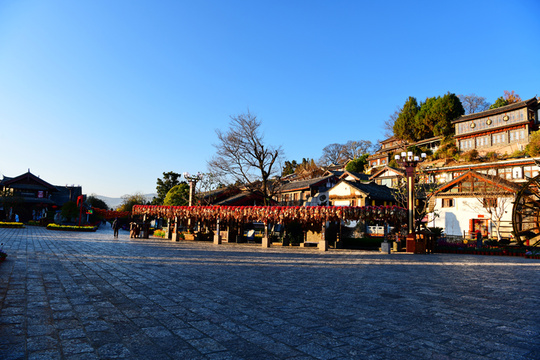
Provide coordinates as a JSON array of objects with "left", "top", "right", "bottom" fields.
[{"left": 109, "top": 218, "right": 143, "bottom": 239}]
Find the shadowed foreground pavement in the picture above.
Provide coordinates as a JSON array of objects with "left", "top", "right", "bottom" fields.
[{"left": 0, "top": 225, "right": 539, "bottom": 359}]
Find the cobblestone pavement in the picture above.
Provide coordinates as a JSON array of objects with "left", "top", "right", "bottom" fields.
[{"left": 0, "top": 225, "right": 539, "bottom": 360}]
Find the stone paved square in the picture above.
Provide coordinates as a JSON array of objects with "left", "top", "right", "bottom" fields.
[{"left": 0, "top": 225, "right": 539, "bottom": 359}]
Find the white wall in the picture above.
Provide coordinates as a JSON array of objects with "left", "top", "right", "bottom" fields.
[{"left": 432, "top": 197, "right": 513, "bottom": 237}]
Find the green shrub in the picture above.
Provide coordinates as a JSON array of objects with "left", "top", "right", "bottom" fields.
[
  {"left": 153, "top": 229, "right": 167, "bottom": 238},
  {"left": 461, "top": 149, "right": 479, "bottom": 162},
  {"left": 485, "top": 151, "right": 499, "bottom": 161},
  {"left": 526, "top": 130, "right": 540, "bottom": 157},
  {"left": 510, "top": 149, "right": 526, "bottom": 158}
]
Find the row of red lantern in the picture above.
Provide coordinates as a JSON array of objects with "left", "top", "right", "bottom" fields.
[
  {"left": 131, "top": 205, "right": 407, "bottom": 226},
  {"left": 93, "top": 208, "right": 131, "bottom": 220}
]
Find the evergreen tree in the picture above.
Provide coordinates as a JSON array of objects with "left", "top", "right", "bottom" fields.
[
  {"left": 163, "top": 183, "right": 190, "bottom": 206},
  {"left": 393, "top": 96, "right": 420, "bottom": 141},
  {"left": 154, "top": 171, "right": 182, "bottom": 205},
  {"left": 345, "top": 154, "right": 369, "bottom": 173}
]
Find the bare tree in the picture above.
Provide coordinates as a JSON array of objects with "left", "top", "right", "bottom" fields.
[
  {"left": 458, "top": 94, "right": 491, "bottom": 115},
  {"left": 196, "top": 171, "right": 226, "bottom": 205},
  {"left": 319, "top": 143, "right": 347, "bottom": 166},
  {"left": 341, "top": 140, "right": 373, "bottom": 160},
  {"left": 320, "top": 140, "right": 374, "bottom": 167},
  {"left": 467, "top": 174, "right": 517, "bottom": 241},
  {"left": 383, "top": 106, "right": 401, "bottom": 138},
  {"left": 208, "top": 111, "right": 283, "bottom": 205},
  {"left": 394, "top": 167, "right": 439, "bottom": 232}
]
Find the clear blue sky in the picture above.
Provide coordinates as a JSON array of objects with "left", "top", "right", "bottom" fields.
[{"left": 1, "top": 0, "right": 539, "bottom": 198}]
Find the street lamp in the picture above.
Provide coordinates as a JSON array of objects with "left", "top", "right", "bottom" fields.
[
  {"left": 183, "top": 172, "right": 203, "bottom": 206},
  {"left": 394, "top": 151, "right": 426, "bottom": 252}
]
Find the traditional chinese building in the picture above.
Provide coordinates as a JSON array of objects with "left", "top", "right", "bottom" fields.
[
  {"left": 277, "top": 174, "right": 337, "bottom": 206},
  {"left": 367, "top": 136, "right": 406, "bottom": 170},
  {"left": 430, "top": 170, "right": 522, "bottom": 239},
  {"left": 0, "top": 170, "right": 82, "bottom": 222},
  {"left": 328, "top": 180, "right": 396, "bottom": 207},
  {"left": 452, "top": 97, "right": 539, "bottom": 155}
]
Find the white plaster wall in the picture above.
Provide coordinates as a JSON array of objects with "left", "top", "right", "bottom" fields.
[
  {"left": 329, "top": 182, "right": 352, "bottom": 196},
  {"left": 432, "top": 197, "right": 513, "bottom": 237}
]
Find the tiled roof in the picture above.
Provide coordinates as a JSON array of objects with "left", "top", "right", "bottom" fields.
[
  {"left": 1, "top": 171, "right": 58, "bottom": 191},
  {"left": 339, "top": 171, "right": 370, "bottom": 181},
  {"left": 434, "top": 170, "right": 522, "bottom": 195},
  {"left": 339, "top": 180, "right": 396, "bottom": 201},
  {"left": 369, "top": 166, "right": 404, "bottom": 180},
  {"left": 280, "top": 175, "right": 335, "bottom": 192}
]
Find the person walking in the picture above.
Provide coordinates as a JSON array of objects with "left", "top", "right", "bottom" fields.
[
  {"left": 476, "top": 229, "right": 482, "bottom": 249},
  {"left": 112, "top": 217, "right": 119, "bottom": 238}
]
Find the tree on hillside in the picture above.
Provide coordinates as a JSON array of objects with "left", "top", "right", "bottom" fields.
[
  {"left": 282, "top": 160, "right": 298, "bottom": 176},
  {"left": 458, "top": 94, "right": 491, "bottom": 114},
  {"left": 345, "top": 154, "right": 369, "bottom": 173},
  {"left": 393, "top": 93, "right": 464, "bottom": 141},
  {"left": 526, "top": 130, "right": 540, "bottom": 157},
  {"left": 383, "top": 106, "right": 401, "bottom": 139},
  {"left": 319, "top": 143, "right": 347, "bottom": 166},
  {"left": 208, "top": 111, "right": 283, "bottom": 205},
  {"left": 319, "top": 140, "right": 373, "bottom": 167},
  {"left": 153, "top": 171, "right": 182, "bottom": 205},
  {"left": 490, "top": 97, "right": 508, "bottom": 109},
  {"left": 86, "top": 194, "right": 109, "bottom": 210},
  {"left": 489, "top": 90, "right": 522, "bottom": 109},
  {"left": 428, "top": 93, "right": 464, "bottom": 137},
  {"left": 504, "top": 90, "right": 522, "bottom": 104},
  {"left": 393, "top": 96, "right": 420, "bottom": 141},
  {"left": 118, "top": 193, "right": 148, "bottom": 212},
  {"left": 341, "top": 140, "right": 373, "bottom": 160},
  {"left": 413, "top": 96, "right": 438, "bottom": 140}
]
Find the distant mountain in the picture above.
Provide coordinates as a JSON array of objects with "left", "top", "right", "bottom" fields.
[{"left": 93, "top": 194, "right": 157, "bottom": 210}]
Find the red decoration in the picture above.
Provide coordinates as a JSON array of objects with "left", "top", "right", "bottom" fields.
[{"left": 131, "top": 205, "right": 406, "bottom": 227}]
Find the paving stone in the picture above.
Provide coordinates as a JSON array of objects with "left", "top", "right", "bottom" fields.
[
  {"left": 26, "top": 335, "right": 59, "bottom": 352},
  {"left": 1, "top": 226, "right": 539, "bottom": 359}
]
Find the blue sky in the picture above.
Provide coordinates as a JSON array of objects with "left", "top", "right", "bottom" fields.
[{"left": 1, "top": 0, "right": 539, "bottom": 198}]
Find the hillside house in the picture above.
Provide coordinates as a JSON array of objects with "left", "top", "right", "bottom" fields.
[{"left": 452, "top": 98, "right": 539, "bottom": 155}]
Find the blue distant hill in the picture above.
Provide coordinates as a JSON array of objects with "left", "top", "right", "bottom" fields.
[{"left": 93, "top": 194, "right": 156, "bottom": 210}]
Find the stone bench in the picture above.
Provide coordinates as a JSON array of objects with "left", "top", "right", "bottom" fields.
[{"left": 300, "top": 242, "right": 318, "bottom": 247}]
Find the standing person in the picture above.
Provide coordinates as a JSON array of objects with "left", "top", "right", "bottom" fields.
[
  {"left": 476, "top": 229, "right": 482, "bottom": 249},
  {"left": 112, "top": 217, "right": 119, "bottom": 238}
]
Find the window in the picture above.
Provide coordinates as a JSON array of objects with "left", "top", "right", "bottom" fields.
[
  {"left": 442, "top": 198, "right": 454, "bottom": 208},
  {"left": 483, "top": 198, "right": 497, "bottom": 208}
]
